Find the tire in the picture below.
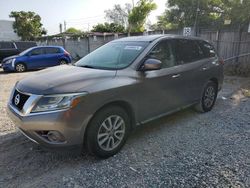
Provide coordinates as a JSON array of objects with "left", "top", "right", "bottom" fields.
[
  {"left": 85, "top": 106, "right": 131, "bottom": 158},
  {"left": 59, "top": 60, "right": 67, "bottom": 65},
  {"left": 15, "top": 63, "right": 26, "bottom": 72},
  {"left": 194, "top": 81, "right": 218, "bottom": 113}
]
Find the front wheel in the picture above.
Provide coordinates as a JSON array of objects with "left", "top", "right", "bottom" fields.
[
  {"left": 195, "top": 81, "right": 218, "bottom": 112},
  {"left": 15, "top": 63, "right": 26, "bottom": 72},
  {"left": 85, "top": 106, "right": 130, "bottom": 158}
]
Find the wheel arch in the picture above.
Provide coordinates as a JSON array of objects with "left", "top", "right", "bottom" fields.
[
  {"left": 15, "top": 61, "right": 26, "bottom": 66},
  {"left": 59, "top": 58, "right": 69, "bottom": 63},
  {"left": 15, "top": 61, "right": 27, "bottom": 70},
  {"left": 91, "top": 100, "right": 136, "bottom": 129},
  {"left": 83, "top": 100, "right": 136, "bottom": 145},
  {"left": 209, "top": 77, "right": 218, "bottom": 90}
]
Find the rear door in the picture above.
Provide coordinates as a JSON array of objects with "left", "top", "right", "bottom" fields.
[
  {"left": 195, "top": 40, "right": 220, "bottom": 94},
  {"left": 170, "top": 39, "right": 207, "bottom": 104},
  {"left": 44, "top": 47, "right": 62, "bottom": 67},
  {"left": 136, "top": 39, "right": 189, "bottom": 122}
]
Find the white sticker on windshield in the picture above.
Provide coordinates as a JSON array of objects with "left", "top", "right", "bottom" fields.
[{"left": 124, "top": 46, "right": 142, "bottom": 50}]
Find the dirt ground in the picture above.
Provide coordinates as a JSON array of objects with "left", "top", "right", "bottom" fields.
[{"left": 0, "top": 69, "right": 249, "bottom": 187}]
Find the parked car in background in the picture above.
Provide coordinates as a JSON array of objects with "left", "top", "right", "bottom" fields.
[
  {"left": 7, "top": 35, "right": 223, "bottom": 158},
  {"left": 2, "top": 46, "right": 72, "bottom": 72},
  {"left": 0, "top": 41, "right": 37, "bottom": 63}
]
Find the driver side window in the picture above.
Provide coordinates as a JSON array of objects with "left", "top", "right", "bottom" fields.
[
  {"left": 30, "top": 48, "right": 44, "bottom": 56},
  {"left": 148, "top": 40, "right": 176, "bottom": 69}
]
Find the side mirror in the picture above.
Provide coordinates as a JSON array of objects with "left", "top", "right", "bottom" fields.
[{"left": 142, "top": 58, "right": 162, "bottom": 71}]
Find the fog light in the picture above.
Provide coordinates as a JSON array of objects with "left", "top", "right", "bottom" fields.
[{"left": 47, "top": 131, "right": 65, "bottom": 142}]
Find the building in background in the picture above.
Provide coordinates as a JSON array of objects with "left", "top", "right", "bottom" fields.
[{"left": 0, "top": 20, "right": 20, "bottom": 41}]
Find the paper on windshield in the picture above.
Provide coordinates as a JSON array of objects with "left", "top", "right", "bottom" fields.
[{"left": 124, "top": 46, "right": 142, "bottom": 50}]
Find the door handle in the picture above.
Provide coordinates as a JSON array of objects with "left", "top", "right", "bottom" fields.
[
  {"left": 172, "top": 74, "right": 180, "bottom": 78},
  {"left": 202, "top": 67, "right": 208, "bottom": 71}
]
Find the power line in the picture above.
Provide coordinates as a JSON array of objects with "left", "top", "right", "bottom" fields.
[{"left": 67, "top": 14, "right": 105, "bottom": 22}]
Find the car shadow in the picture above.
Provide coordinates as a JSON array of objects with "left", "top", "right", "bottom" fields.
[
  {"left": 0, "top": 106, "right": 202, "bottom": 186},
  {"left": 0, "top": 107, "right": 197, "bottom": 160},
  {"left": 0, "top": 68, "right": 45, "bottom": 74}
]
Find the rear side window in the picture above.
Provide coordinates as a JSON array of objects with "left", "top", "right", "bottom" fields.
[
  {"left": 45, "top": 47, "right": 61, "bottom": 54},
  {"left": 30, "top": 48, "right": 44, "bottom": 56},
  {"left": 15, "top": 42, "right": 37, "bottom": 50},
  {"left": 171, "top": 39, "right": 203, "bottom": 64},
  {"left": 198, "top": 41, "right": 216, "bottom": 58},
  {"left": 0, "top": 42, "right": 15, "bottom": 49},
  {"left": 148, "top": 40, "right": 176, "bottom": 68}
]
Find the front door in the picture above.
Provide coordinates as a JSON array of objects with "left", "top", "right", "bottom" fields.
[
  {"left": 136, "top": 39, "right": 188, "bottom": 122},
  {"left": 27, "top": 48, "right": 46, "bottom": 69}
]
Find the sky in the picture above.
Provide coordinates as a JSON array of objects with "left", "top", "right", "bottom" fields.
[{"left": 0, "top": 0, "right": 167, "bottom": 35}]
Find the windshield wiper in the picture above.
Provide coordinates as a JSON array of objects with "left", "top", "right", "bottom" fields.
[{"left": 78, "top": 65, "right": 97, "bottom": 69}]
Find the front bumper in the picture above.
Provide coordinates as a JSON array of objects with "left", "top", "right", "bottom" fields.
[
  {"left": 2, "top": 63, "right": 14, "bottom": 71},
  {"left": 7, "top": 103, "right": 92, "bottom": 148}
]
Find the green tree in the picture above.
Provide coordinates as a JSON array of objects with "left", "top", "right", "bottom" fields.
[
  {"left": 222, "top": 0, "right": 250, "bottom": 29},
  {"left": 161, "top": 0, "right": 224, "bottom": 29},
  {"left": 9, "top": 11, "right": 47, "bottom": 40},
  {"left": 105, "top": 4, "right": 132, "bottom": 29},
  {"left": 128, "top": 0, "right": 157, "bottom": 32},
  {"left": 65, "top": 27, "right": 82, "bottom": 34},
  {"left": 149, "top": 15, "right": 178, "bottom": 30},
  {"left": 157, "top": 0, "right": 250, "bottom": 30},
  {"left": 91, "top": 22, "right": 125, "bottom": 33}
]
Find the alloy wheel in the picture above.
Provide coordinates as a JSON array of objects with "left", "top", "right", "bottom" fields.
[
  {"left": 97, "top": 115, "right": 126, "bottom": 151},
  {"left": 15, "top": 64, "right": 25, "bottom": 72},
  {"left": 204, "top": 86, "right": 215, "bottom": 108},
  {"left": 60, "top": 60, "right": 67, "bottom": 65}
]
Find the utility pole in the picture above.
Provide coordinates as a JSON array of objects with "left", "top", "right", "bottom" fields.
[
  {"left": 59, "top": 23, "right": 62, "bottom": 33},
  {"left": 193, "top": 0, "right": 200, "bottom": 36},
  {"left": 64, "top": 21, "right": 67, "bottom": 32}
]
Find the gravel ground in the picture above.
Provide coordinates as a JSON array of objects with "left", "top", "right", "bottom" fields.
[{"left": 0, "top": 69, "right": 249, "bottom": 188}]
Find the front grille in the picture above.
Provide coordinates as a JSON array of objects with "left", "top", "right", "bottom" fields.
[{"left": 12, "top": 89, "right": 30, "bottom": 110}]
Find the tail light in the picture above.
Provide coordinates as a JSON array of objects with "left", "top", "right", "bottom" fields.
[
  {"left": 219, "top": 58, "right": 224, "bottom": 65},
  {"left": 64, "top": 50, "right": 70, "bottom": 56}
]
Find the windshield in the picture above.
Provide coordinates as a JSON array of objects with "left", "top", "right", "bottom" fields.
[
  {"left": 19, "top": 48, "right": 33, "bottom": 56},
  {"left": 75, "top": 41, "right": 148, "bottom": 70}
]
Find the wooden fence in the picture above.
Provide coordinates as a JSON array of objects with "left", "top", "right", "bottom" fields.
[
  {"left": 38, "top": 28, "right": 250, "bottom": 63},
  {"left": 199, "top": 29, "right": 250, "bottom": 63}
]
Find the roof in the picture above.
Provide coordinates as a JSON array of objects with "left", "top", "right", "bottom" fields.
[
  {"left": 114, "top": 35, "right": 164, "bottom": 42},
  {"left": 33, "top": 45, "right": 64, "bottom": 49},
  {"left": 113, "top": 34, "right": 204, "bottom": 42}
]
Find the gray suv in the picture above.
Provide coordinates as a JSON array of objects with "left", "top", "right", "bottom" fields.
[{"left": 7, "top": 35, "right": 223, "bottom": 158}]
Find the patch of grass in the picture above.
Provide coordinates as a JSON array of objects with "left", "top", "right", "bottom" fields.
[
  {"left": 241, "top": 80, "right": 250, "bottom": 97},
  {"left": 242, "top": 89, "right": 250, "bottom": 97}
]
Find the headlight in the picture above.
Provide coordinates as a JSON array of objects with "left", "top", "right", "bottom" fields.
[
  {"left": 31, "top": 92, "right": 87, "bottom": 113},
  {"left": 5, "top": 58, "right": 15, "bottom": 65}
]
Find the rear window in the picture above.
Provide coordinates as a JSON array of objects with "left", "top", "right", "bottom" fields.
[
  {"left": 45, "top": 47, "right": 61, "bottom": 54},
  {"left": 0, "top": 42, "right": 15, "bottom": 49},
  {"left": 171, "top": 39, "right": 203, "bottom": 64},
  {"left": 198, "top": 41, "right": 216, "bottom": 58},
  {"left": 14, "top": 42, "right": 37, "bottom": 50}
]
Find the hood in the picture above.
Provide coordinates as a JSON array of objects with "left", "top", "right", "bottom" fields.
[
  {"left": 2, "top": 55, "right": 19, "bottom": 63},
  {"left": 16, "top": 65, "right": 116, "bottom": 95}
]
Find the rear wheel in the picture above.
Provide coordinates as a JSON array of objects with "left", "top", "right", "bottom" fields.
[
  {"left": 15, "top": 63, "right": 26, "bottom": 72},
  {"left": 85, "top": 106, "right": 130, "bottom": 158},
  {"left": 195, "top": 81, "right": 218, "bottom": 112},
  {"left": 59, "top": 60, "right": 67, "bottom": 65}
]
